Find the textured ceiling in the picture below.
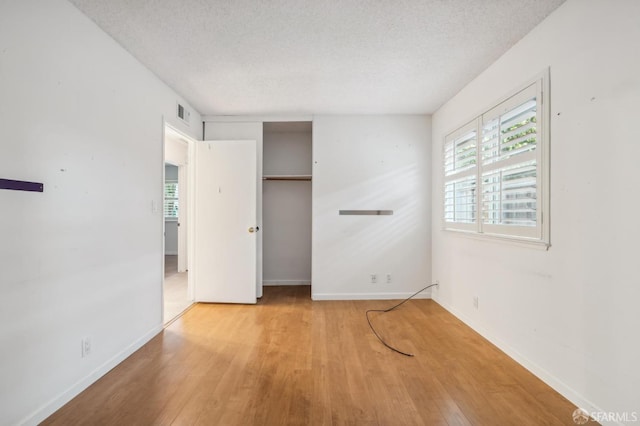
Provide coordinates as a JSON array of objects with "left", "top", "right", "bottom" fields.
[{"left": 69, "top": 0, "right": 565, "bottom": 116}]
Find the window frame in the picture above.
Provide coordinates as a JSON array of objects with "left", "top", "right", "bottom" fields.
[{"left": 442, "top": 69, "right": 550, "bottom": 247}]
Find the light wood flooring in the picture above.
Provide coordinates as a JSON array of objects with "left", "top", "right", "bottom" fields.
[
  {"left": 164, "top": 255, "right": 191, "bottom": 325},
  {"left": 43, "top": 286, "right": 583, "bottom": 425}
]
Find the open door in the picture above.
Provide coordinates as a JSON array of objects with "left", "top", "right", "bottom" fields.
[{"left": 193, "top": 140, "right": 258, "bottom": 304}]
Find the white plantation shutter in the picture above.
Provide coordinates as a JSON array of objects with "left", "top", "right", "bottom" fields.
[
  {"left": 442, "top": 72, "right": 548, "bottom": 244},
  {"left": 481, "top": 82, "right": 540, "bottom": 238},
  {"left": 164, "top": 181, "right": 179, "bottom": 219},
  {"left": 446, "top": 176, "right": 476, "bottom": 223},
  {"left": 481, "top": 98, "right": 537, "bottom": 165},
  {"left": 482, "top": 161, "right": 537, "bottom": 225},
  {"left": 445, "top": 128, "right": 477, "bottom": 176},
  {"left": 444, "top": 121, "right": 478, "bottom": 231}
]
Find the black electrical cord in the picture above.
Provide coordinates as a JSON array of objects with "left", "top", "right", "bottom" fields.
[{"left": 366, "top": 283, "right": 439, "bottom": 357}]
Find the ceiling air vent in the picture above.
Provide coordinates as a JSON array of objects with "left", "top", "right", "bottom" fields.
[{"left": 176, "top": 102, "right": 191, "bottom": 125}]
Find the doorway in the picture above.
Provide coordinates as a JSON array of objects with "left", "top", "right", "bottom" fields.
[{"left": 163, "top": 124, "right": 194, "bottom": 324}]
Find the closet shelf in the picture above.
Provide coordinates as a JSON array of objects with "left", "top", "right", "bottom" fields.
[{"left": 263, "top": 174, "right": 312, "bottom": 181}]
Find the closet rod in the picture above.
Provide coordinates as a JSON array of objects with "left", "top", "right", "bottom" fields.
[{"left": 262, "top": 176, "right": 312, "bottom": 181}]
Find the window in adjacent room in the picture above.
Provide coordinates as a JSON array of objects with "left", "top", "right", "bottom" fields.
[{"left": 164, "top": 181, "right": 179, "bottom": 220}]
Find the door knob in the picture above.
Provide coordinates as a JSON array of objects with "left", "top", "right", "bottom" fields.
[{"left": 248, "top": 227, "right": 255, "bottom": 233}]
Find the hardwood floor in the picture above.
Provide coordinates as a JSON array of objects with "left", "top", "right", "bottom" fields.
[{"left": 43, "top": 286, "right": 582, "bottom": 425}]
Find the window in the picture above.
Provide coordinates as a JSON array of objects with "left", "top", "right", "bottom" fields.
[
  {"left": 164, "top": 181, "right": 179, "bottom": 220},
  {"left": 444, "top": 121, "right": 478, "bottom": 232},
  {"left": 443, "top": 71, "right": 549, "bottom": 244}
]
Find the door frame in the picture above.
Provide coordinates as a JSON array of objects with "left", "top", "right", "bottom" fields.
[
  {"left": 202, "top": 121, "right": 265, "bottom": 298},
  {"left": 162, "top": 122, "right": 197, "bottom": 323}
]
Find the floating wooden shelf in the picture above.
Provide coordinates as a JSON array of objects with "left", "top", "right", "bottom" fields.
[
  {"left": 0, "top": 178, "right": 44, "bottom": 192},
  {"left": 339, "top": 210, "right": 394, "bottom": 216}
]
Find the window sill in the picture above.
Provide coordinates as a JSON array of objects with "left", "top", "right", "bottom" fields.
[{"left": 443, "top": 227, "right": 550, "bottom": 251}]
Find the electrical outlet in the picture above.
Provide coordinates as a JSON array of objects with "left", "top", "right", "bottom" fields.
[
  {"left": 81, "top": 337, "right": 91, "bottom": 358},
  {"left": 386, "top": 274, "right": 392, "bottom": 284},
  {"left": 473, "top": 296, "right": 479, "bottom": 309},
  {"left": 370, "top": 274, "right": 377, "bottom": 284}
]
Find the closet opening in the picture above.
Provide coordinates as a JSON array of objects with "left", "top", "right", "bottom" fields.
[{"left": 262, "top": 121, "right": 312, "bottom": 295}]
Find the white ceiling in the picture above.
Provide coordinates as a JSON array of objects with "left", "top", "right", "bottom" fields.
[{"left": 69, "top": 0, "right": 565, "bottom": 116}]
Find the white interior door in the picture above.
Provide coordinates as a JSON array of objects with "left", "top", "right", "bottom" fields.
[{"left": 194, "top": 140, "right": 257, "bottom": 304}]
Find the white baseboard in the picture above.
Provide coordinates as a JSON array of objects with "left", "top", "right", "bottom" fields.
[
  {"left": 432, "top": 297, "right": 616, "bottom": 426},
  {"left": 21, "top": 325, "right": 163, "bottom": 426},
  {"left": 312, "top": 291, "right": 433, "bottom": 301},
  {"left": 263, "top": 280, "right": 310, "bottom": 286}
]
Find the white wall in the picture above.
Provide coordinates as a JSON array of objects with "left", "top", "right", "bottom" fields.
[
  {"left": 431, "top": 0, "right": 640, "bottom": 422},
  {"left": 263, "top": 130, "right": 312, "bottom": 176},
  {"left": 0, "top": 1, "right": 202, "bottom": 424},
  {"left": 204, "top": 121, "right": 264, "bottom": 298},
  {"left": 164, "top": 165, "right": 179, "bottom": 255},
  {"left": 263, "top": 129, "right": 312, "bottom": 284},
  {"left": 165, "top": 164, "right": 179, "bottom": 181},
  {"left": 312, "top": 116, "right": 431, "bottom": 300},
  {"left": 164, "top": 221, "right": 179, "bottom": 255}
]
